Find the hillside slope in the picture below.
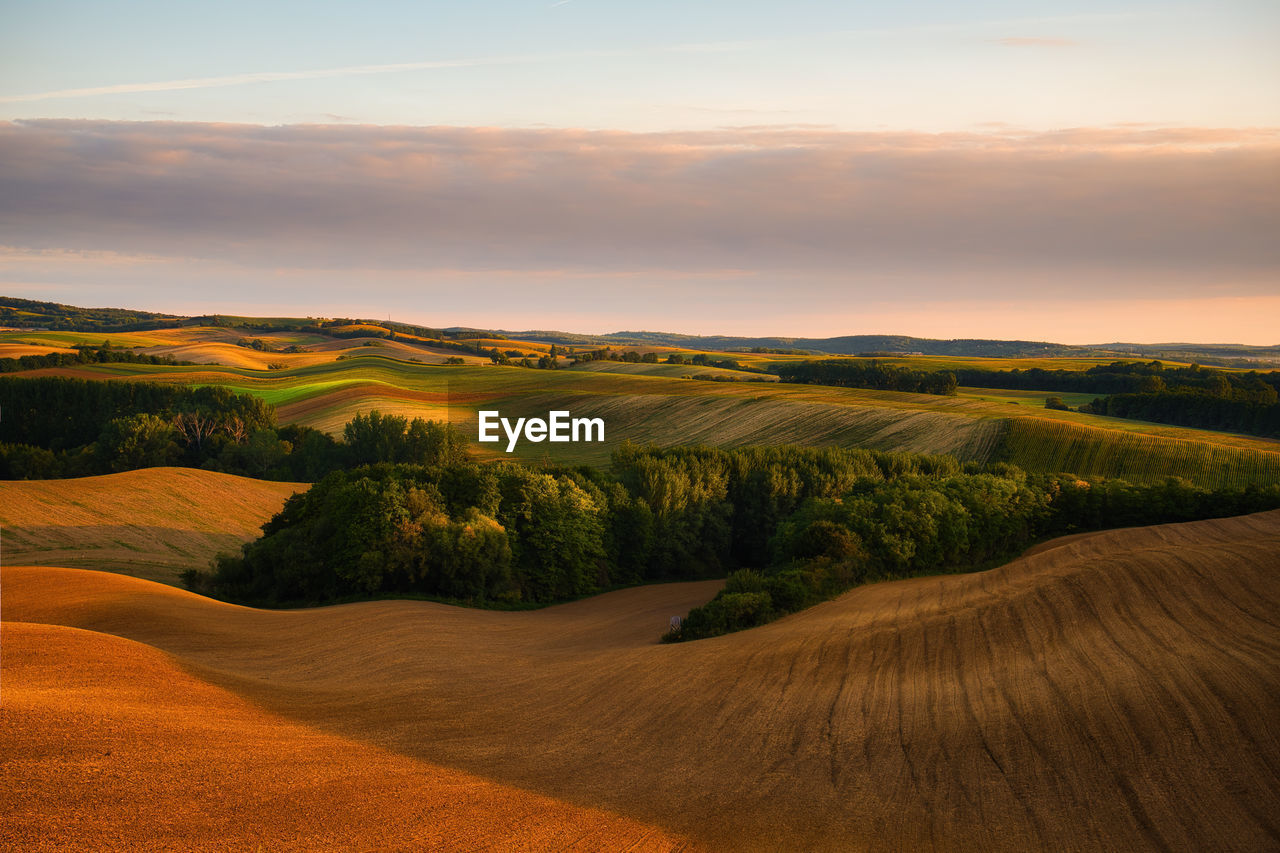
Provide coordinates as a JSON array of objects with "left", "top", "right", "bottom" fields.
[
  {"left": 0, "top": 621, "right": 694, "bottom": 852},
  {"left": 0, "top": 468, "right": 304, "bottom": 582},
  {"left": 5, "top": 510, "right": 1278, "bottom": 850}
]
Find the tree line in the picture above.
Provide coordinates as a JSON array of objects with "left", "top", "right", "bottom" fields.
[
  {"left": 1080, "top": 392, "right": 1280, "bottom": 437},
  {"left": 186, "top": 443, "right": 979, "bottom": 606},
  {"left": 0, "top": 297, "right": 181, "bottom": 332},
  {"left": 186, "top": 439, "right": 1280, "bottom": 639},
  {"left": 0, "top": 377, "right": 464, "bottom": 481},
  {"left": 776, "top": 358, "right": 1280, "bottom": 438},
  {"left": 953, "top": 360, "right": 1280, "bottom": 398},
  {"left": 0, "top": 345, "right": 194, "bottom": 374},
  {"left": 776, "top": 359, "right": 958, "bottom": 395},
  {"left": 670, "top": 469, "right": 1280, "bottom": 640}
]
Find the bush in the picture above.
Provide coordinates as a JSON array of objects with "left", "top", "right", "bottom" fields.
[{"left": 677, "top": 591, "right": 775, "bottom": 640}]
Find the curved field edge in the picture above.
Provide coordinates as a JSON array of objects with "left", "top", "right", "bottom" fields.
[
  {"left": 0, "top": 468, "right": 306, "bottom": 583},
  {"left": 6, "top": 508, "right": 1279, "bottom": 851}
]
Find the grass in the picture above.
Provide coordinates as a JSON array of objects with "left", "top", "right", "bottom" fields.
[
  {"left": 11, "top": 326, "right": 1280, "bottom": 487},
  {"left": 955, "top": 387, "right": 1099, "bottom": 409},
  {"left": 997, "top": 417, "right": 1280, "bottom": 488}
]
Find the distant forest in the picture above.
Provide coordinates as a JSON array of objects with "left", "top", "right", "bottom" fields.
[
  {"left": 0, "top": 296, "right": 183, "bottom": 332},
  {"left": 0, "top": 345, "right": 194, "bottom": 373},
  {"left": 776, "top": 359, "right": 958, "bottom": 395},
  {"left": 778, "top": 359, "right": 1280, "bottom": 438}
]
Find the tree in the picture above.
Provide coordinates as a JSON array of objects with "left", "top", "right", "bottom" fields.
[
  {"left": 343, "top": 411, "right": 467, "bottom": 466},
  {"left": 344, "top": 411, "right": 411, "bottom": 465},
  {"left": 96, "top": 413, "right": 180, "bottom": 472}
]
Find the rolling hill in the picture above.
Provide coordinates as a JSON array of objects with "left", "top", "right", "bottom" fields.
[
  {"left": 0, "top": 468, "right": 305, "bottom": 583},
  {"left": 5, "top": 317, "right": 1280, "bottom": 488},
  {"left": 17, "top": 346, "right": 1279, "bottom": 486},
  {"left": 1, "top": 621, "right": 692, "bottom": 852},
  {"left": 5, "top": 508, "right": 1278, "bottom": 850},
  {"left": 6, "top": 295, "right": 1274, "bottom": 365}
]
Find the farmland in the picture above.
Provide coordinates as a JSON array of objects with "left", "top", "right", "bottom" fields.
[
  {"left": 5, "top": 324, "right": 1279, "bottom": 486},
  {"left": 4, "top": 317, "right": 1279, "bottom": 850},
  {"left": 4, "top": 508, "right": 1278, "bottom": 850},
  {"left": 0, "top": 468, "right": 303, "bottom": 582}
]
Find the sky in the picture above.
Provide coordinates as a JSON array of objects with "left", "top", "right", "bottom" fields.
[{"left": 1, "top": 0, "right": 1277, "bottom": 343}]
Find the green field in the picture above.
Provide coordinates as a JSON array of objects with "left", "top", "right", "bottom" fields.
[
  {"left": 999, "top": 418, "right": 1280, "bottom": 489},
  {"left": 27, "top": 331, "right": 1277, "bottom": 489},
  {"left": 956, "top": 387, "right": 1100, "bottom": 409}
]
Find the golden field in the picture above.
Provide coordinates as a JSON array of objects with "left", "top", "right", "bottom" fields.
[{"left": 3, "top": 506, "right": 1278, "bottom": 850}]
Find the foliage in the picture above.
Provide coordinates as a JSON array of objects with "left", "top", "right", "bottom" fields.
[
  {"left": 0, "top": 296, "right": 183, "bottom": 332},
  {"left": 1081, "top": 390, "right": 1280, "bottom": 438},
  {"left": 96, "top": 413, "right": 182, "bottom": 472},
  {"left": 777, "top": 359, "right": 958, "bottom": 395},
  {"left": 343, "top": 410, "right": 469, "bottom": 467},
  {"left": 194, "top": 462, "right": 600, "bottom": 605},
  {"left": 0, "top": 374, "right": 466, "bottom": 483},
  {"left": 0, "top": 346, "right": 194, "bottom": 373},
  {"left": 662, "top": 460, "right": 1280, "bottom": 642}
]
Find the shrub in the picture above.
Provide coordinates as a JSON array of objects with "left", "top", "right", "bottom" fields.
[{"left": 678, "top": 591, "right": 775, "bottom": 640}]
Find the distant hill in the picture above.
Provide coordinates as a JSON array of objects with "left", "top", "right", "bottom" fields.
[
  {"left": 0, "top": 296, "right": 183, "bottom": 333},
  {"left": 1092, "top": 342, "right": 1280, "bottom": 367},
  {"left": 492, "top": 330, "right": 1280, "bottom": 364},
  {"left": 488, "top": 330, "right": 1097, "bottom": 358},
  {"left": 3, "top": 295, "right": 1274, "bottom": 364}
]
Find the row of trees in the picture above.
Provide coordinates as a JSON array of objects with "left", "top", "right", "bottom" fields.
[
  {"left": 1080, "top": 391, "right": 1280, "bottom": 437},
  {"left": 0, "top": 297, "right": 181, "bottom": 332},
  {"left": 189, "top": 439, "right": 1280, "bottom": 628},
  {"left": 0, "top": 376, "right": 274, "bottom": 454},
  {"left": 0, "top": 376, "right": 465, "bottom": 481},
  {"left": 775, "top": 358, "right": 1280, "bottom": 437},
  {"left": 776, "top": 359, "right": 958, "bottom": 395},
  {"left": 954, "top": 361, "right": 1280, "bottom": 399},
  {"left": 0, "top": 345, "right": 193, "bottom": 374},
  {"left": 188, "top": 444, "right": 985, "bottom": 606},
  {"left": 669, "top": 468, "right": 1280, "bottom": 640}
]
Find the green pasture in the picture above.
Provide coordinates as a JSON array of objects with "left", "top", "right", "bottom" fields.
[
  {"left": 567, "top": 360, "right": 776, "bottom": 381},
  {"left": 956, "top": 387, "right": 1099, "bottom": 409},
  {"left": 25, "top": 346, "right": 1280, "bottom": 488}
]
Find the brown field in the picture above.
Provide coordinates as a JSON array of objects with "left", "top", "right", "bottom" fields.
[
  {"left": 0, "top": 342, "right": 76, "bottom": 358},
  {"left": 139, "top": 334, "right": 491, "bottom": 369},
  {"left": 0, "top": 468, "right": 304, "bottom": 583},
  {"left": 0, "top": 622, "right": 693, "bottom": 853},
  {"left": 4, "top": 510, "right": 1278, "bottom": 851}
]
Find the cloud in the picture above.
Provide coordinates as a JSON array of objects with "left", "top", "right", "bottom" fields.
[
  {"left": 0, "top": 40, "right": 760, "bottom": 105},
  {"left": 1, "top": 120, "right": 1276, "bottom": 301},
  {"left": 0, "top": 57, "right": 564, "bottom": 104}
]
